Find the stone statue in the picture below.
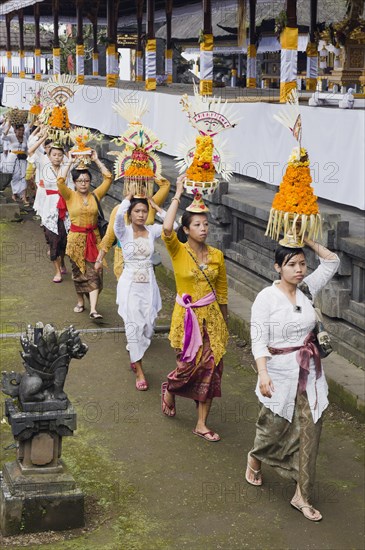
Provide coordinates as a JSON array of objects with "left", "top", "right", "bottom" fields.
[{"left": 2, "top": 323, "right": 88, "bottom": 409}]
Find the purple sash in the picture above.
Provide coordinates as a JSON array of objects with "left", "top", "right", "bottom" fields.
[{"left": 176, "top": 292, "right": 216, "bottom": 362}]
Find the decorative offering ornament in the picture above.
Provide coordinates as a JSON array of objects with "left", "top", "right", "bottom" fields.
[
  {"left": 108, "top": 98, "right": 163, "bottom": 198},
  {"left": 69, "top": 127, "right": 104, "bottom": 165},
  {"left": 176, "top": 86, "right": 239, "bottom": 211},
  {"left": 39, "top": 74, "right": 78, "bottom": 144},
  {"left": 27, "top": 90, "right": 43, "bottom": 125},
  {"left": 266, "top": 90, "right": 322, "bottom": 247}
]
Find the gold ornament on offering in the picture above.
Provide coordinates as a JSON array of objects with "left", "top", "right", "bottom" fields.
[{"left": 266, "top": 91, "right": 322, "bottom": 248}]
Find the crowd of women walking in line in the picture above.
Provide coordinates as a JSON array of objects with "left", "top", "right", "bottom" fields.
[{"left": 0, "top": 117, "right": 340, "bottom": 523}]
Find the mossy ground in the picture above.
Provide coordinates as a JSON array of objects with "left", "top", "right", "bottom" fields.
[{"left": 0, "top": 214, "right": 364, "bottom": 549}]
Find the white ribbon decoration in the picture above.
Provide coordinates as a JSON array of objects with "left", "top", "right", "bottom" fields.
[
  {"left": 247, "top": 56, "right": 256, "bottom": 79},
  {"left": 280, "top": 49, "right": 297, "bottom": 82},
  {"left": 306, "top": 55, "right": 317, "bottom": 80},
  {"left": 53, "top": 54, "right": 60, "bottom": 75},
  {"left": 145, "top": 49, "right": 156, "bottom": 81},
  {"left": 200, "top": 50, "right": 213, "bottom": 81},
  {"left": 76, "top": 55, "right": 84, "bottom": 78},
  {"left": 92, "top": 56, "right": 98, "bottom": 76}
]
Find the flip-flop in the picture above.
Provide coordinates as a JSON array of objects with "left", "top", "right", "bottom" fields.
[
  {"left": 161, "top": 382, "right": 176, "bottom": 417},
  {"left": 130, "top": 362, "right": 137, "bottom": 373},
  {"left": 52, "top": 276, "right": 63, "bottom": 283},
  {"left": 89, "top": 312, "right": 103, "bottom": 319},
  {"left": 192, "top": 429, "right": 220, "bottom": 442},
  {"left": 245, "top": 463, "right": 263, "bottom": 486},
  {"left": 136, "top": 379, "right": 148, "bottom": 391},
  {"left": 60, "top": 267, "right": 67, "bottom": 275},
  {"left": 73, "top": 305, "right": 85, "bottom": 313},
  {"left": 290, "top": 501, "right": 322, "bottom": 522}
]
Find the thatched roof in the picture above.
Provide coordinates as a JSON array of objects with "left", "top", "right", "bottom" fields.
[
  {"left": 0, "top": 21, "right": 53, "bottom": 51},
  {"left": 156, "top": 0, "right": 352, "bottom": 41}
]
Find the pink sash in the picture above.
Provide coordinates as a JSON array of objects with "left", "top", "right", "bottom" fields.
[{"left": 176, "top": 292, "right": 216, "bottom": 362}]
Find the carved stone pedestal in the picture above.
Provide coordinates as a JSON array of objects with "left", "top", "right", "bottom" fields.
[
  {"left": 0, "top": 462, "right": 84, "bottom": 536},
  {"left": 0, "top": 400, "right": 84, "bottom": 536}
]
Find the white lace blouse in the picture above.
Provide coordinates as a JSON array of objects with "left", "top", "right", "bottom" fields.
[{"left": 250, "top": 256, "right": 340, "bottom": 423}]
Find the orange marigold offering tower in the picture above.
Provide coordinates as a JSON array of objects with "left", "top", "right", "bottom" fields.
[
  {"left": 266, "top": 90, "right": 322, "bottom": 247},
  {"left": 176, "top": 86, "right": 239, "bottom": 212},
  {"left": 108, "top": 98, "right": 163, "bottom": 198}
]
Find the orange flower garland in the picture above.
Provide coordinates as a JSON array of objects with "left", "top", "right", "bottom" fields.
[
  {"left": 48, "top": 105, "right": 70, "bottom": 130},
  {"left": 272, "top": 165, "right": 319, "bottom": 216},
  {"left": 186, "top": 135, "right": 215, "bottom": 182},
  {"left": 265, "top": 148, "right": 322, "bottom": 246}
]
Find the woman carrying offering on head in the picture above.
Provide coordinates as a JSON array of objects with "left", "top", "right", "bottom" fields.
[
  {"left": 161, "top": 176, "right": 229, "bottom": 442},
  {"left": 246, "top": 239, "right": 340, "bottom": 521},
  {"left": 57, "top": 150, "right": 113, "bottom": 318},
  {"left": 113, "top": 193, "right": 176, "bottom": 391},
  {"left": 28, "top": 132, "right": 72, "bottom": 282},
  {"left": 97, "top": 176, "right": 171, "bottom": 279}
]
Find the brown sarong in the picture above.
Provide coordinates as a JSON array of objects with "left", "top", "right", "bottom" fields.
[
  {"left": 167, "top": 327, "right": 223, "bottom": 402},
  {"left": 250, "top": 392, "right": 323, "bottom": 502},
  {"left": 43, "top": 220, "right": 67, "bottom": 261},
  {"left": 70, "top": 259, "right": 103, "bottom": 294}
]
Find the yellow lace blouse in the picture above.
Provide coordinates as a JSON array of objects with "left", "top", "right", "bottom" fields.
[
  {"left": 57, "top": 174, "right": 112, "bottom": 273},
  {"left": 162, "top": 230, "right": 228, "bottom": 364},
  {"left": 99, "top": 177, "right": 171, "bottom": 279}
]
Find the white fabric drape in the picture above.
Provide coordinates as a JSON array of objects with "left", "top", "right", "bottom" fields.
[
  {"left": 3, "top": 77, "right": 364, "bottom": 210},
  {"left": 200, "top": 50, "right": 213, "bottom": 81},
  {"left": 280, "top": 49, "right": 298, "bottom": 82},
  {"left": 306, "top": 55, "right": 317, "bottom": 80}
]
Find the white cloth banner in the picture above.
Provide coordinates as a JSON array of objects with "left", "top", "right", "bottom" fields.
[
  {"left": 306, "top": 55, "right": 317, "bottom": 80},
  {"left": 200, "top": 50, "right": 213, "bottom": 81},
  {"left": 2, "top": 77, "right": 364, "bottom": 210},
  {"left": 76, "top": 55, "right": 84, "bottom": 77},
  {"left": 165, "top": 57, "right": 172, "bottom": 76},
  {"left": 247, "top": 56, "right": 256, "bottom": 78},
  {"left": 145, "top": 50, "right": 156, "bottom": 81},
  {"left": 53, "top": 55, "right": 60, "bottom": 75},
  {"left": 281, "top": 49, "right": 297, "bottom": 82}
]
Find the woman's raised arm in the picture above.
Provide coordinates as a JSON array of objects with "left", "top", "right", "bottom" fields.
[{"left": 163, "top": 174, "right": 185, "bottom": 236}]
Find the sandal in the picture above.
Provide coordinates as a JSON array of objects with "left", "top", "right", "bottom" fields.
[
  {"left": 89, "top": 312, "right": 103, "bottom": 319},
  {"left": 60, "top": 267, "right": 67, "bottom": 275},
  {"left": 290, "top": 500, "right": 322, "bottom": 522},
  {"left": 73, "top": 304, "right": 85, "bottom": 313},
  {"left": 192, "top": 429, "right": 220, "bottom": 442},
  {"left": 52, "top": 276, "right": 63, "bottom": 283},
  {"left": 161, "top": 382, "right": 176, "bottom": 417},
  {"left": 245, "top": 453, "right": 263, "bottom": 486},
  {"left": 136, "top": 379, "right": 148, "bottom": 391},
  {"left": 130, "top": 362, "right": 137, "bottom": 373}
]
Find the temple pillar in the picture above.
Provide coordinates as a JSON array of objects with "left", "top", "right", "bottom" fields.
[
  {"left": 34, "top": 3, "right": 42, "bottom": 80},
  {"left": 200, "top": 0, "right": 213, "bottom": 95},
  {"left": 247, "top": 0, "right": 257, "bottom": 87},
  {"left": 280, "top": 0, "right": 298, "bottom": 102},
  {"left": 106, "top": 0, "right": 117, "bottom": 87},
  {"left": 135, "top": 0, "right": 143, "bottom": 82},
  {"left": 165, "top": 0, "right": 173, "bottom": 83},
  {"left": 145, "top": 0, "right": 156, "bottom": 90},
  {"left": 18, "top": 10, "right": 25, "bottom": 78},
  {"left": 52, "top": 0, "right": 61, "bottom": 75},
  {"left": 76, "top": 0, "right": 85, "bottom": 84},
  {"left": 306, "top": 0, "right": 318, "bottom": 91},
  {"left": 6, "top": 14, "right": 12, "bottom": 78},
  {"left": 92, "top": 22, "right": 99, "bottom": 76}
]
